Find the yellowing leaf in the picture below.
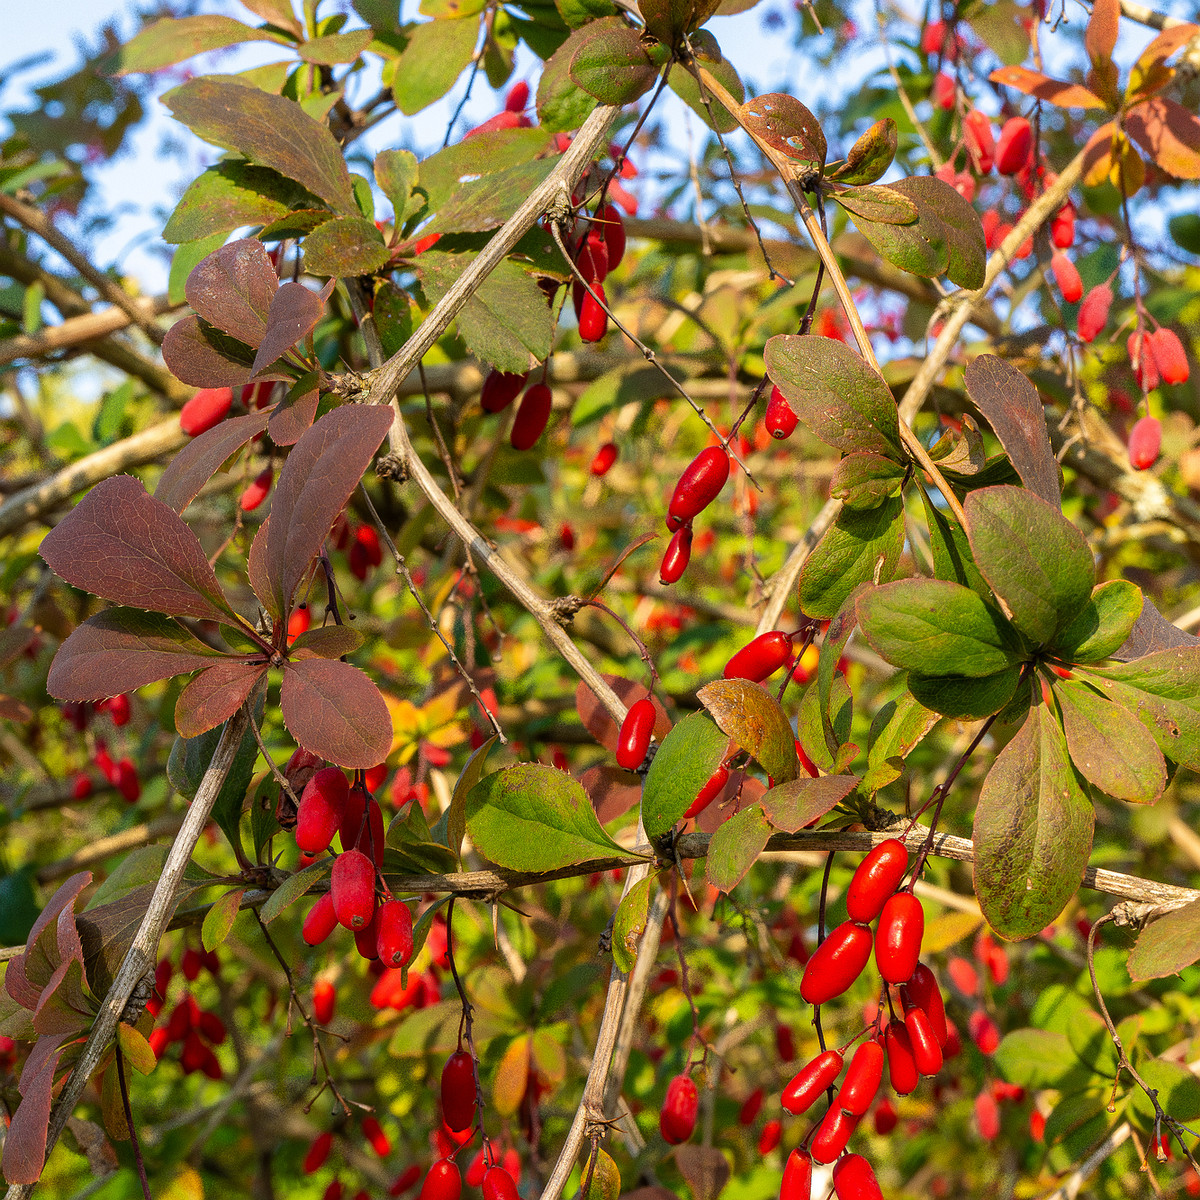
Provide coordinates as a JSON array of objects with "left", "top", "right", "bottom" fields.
[
  {"left": 922, "top": 910, "right": 984, "bottom": 954},
  {"left": 492, "top": 1033, "right": 530, "bottom": 1116}
]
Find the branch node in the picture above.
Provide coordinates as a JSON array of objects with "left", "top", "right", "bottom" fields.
[
  {"left": 549, "top": 595, "right": 586, "bottom": 626},
  {"left": 376, "top": 452, "right": 410, "bottom": 482}
]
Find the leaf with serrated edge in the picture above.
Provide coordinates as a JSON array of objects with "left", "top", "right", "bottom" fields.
[
  {"left": 760, "top": 775, "right": 858, "bottom": 832},
  {"left": 697, "top": 679, "right": 798, "bottom": 783},
  {"left": 1055, "top": 678, "right": 1166, "bottom": 803},
  {"left": 741, "top": 93, "right": 826, "bottom": 164},
  {"left": 1053, "top": 581, "right": 1143, "bottom": 663},
  {"left": 642, "top": 712, "right": 731, "bottom": 838},
  {"left": 160, "top": 314, "right": 256, "bottom": 388},
  {"left": 280, "top": 657, "right": 393, "bottom": 768},
  {"left": 175, "top": 661, "right": 266, "bottom": 738},
  {"left": 706, "top": 804, "right": 772, "bottom": 893},
  {"left": 201, "top": 888, "right": 244, "bottom": 952},
  {"left": 465, "top": 763, "right": 631, "bottom": 871},
  {"left": 260, "top": 858, "right": 333, "bottom": 924},
  {"left": 764, "top": 334, "right": 900, "bottom": 456},
  {"left": 443, "top": 736, "right": 498, "bottom": 864},
  {"left": 612, "top": 874, "right": 654, "bottom": 973},
  {"left": 156, "top": 411, "right": 271, "bottom": 514},
  {"left": 302, "top": 217, "right": 391, "bottom": 278},
  {"left": 1128, "top": 899, "right": 1200, "bottom": 980},
  {"left": 864, "top": 691, "right": 939, "bottom": 792},
  {"left": 41, "top": 478, "right": 236, "bottom": 623},
  {"left": 973, "top": 703, "right": 1094, "bottom": 940},
  {"left": 185, "top": 238, "right": 279, "bottom": 348},
  {"left": 964, "top": 485, "right": 1094, "bottom": 645}
]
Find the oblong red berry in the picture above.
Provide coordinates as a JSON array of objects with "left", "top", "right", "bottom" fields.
[
  {"left": 304, "top": 1130, "right": 333, "bottom": 1174},
  {"left": 904, "top": 1004, "right": 943, "bottom": 1077},
  {"left": 668, "top": 447, "right": 730, "bottom": 526},
  {"left": 660, "top": 525, "right": 693, "bottom": 585},
  {"left": 313, "top": 978, "right": 336, "bottom": 1025},
  {"left": 1051, "top": 252, "right": 1083, "bottom": 303},
  {"left": 809, "top": 1105, "right": 857, "bottom": 1165},
  {"left": 779, "top": 1148, "right": 813, "bottom": 1200},
  {"left": 354, "top": 906, "right": 380, "bottom": 960},
  {"left": 963, "top": 109, "right": 995, "bottom": 173},
  {"left": 874, "top": 892, "right": 924, "bottom": 984},
  {"left": 296, "top": 767, "right": 349, "bottom": 853},
  {"left": 660, "top": 1074, "right": 698, "bottom": 1144},
  {"left": 419, "top": 1160, "right": 462, "bottom": 1200},
  {"left": 579, "top": 284, "right": 608, "bottom": 342},
  {"left": 511, "top": 383, "right": 553, "bottom": 450},
  {"left": 781, "top": 1048, "right": 843, "bottom": 1115},
  {"left": 616, "top": 697, "right": 656, "bottom": 770},
  {"left": 591, "top": 442, "right": 618, "bottom": 475},
  {"left": 903, "top": 963, "right": 948, "bottom": 1046},
  {"left": 441, "top": 1051, "right": 477, "bottom": 1132},
  {"left": 1051, "top": 203, "right": 1075, "bottom": 248},
  {"left": 593, "top": 203, "right": 626, "bottom": 269},
  {"left": 482, "top": 1167, "right": 519, "bottom": 1200},
  {"left": 240, "top": 466, "right": 273, "bottom": 512},
  {"left": 1077, "top": 285, "right": 1112, "bottom": 343},
  {"left": 837, "top": 1039, "right": 884, "bottom": 1116},
  {"left": 481, "top": 370, "right": 528, "bottom": 414},
  {"left": 1129, "top": 331, "right": 1160, "bottom": 391},
  {"left": 683, "top": 764, "right": 729, "bottom": 820},
  {"left": 303, "top": 891, "right": 338, "bottom": 946},
  {"left": 363, "top": 1114, "right": 391, "bottom": 1157},
  {"left": 1152, "top": 327, "right": 1189, "bottom": 384},
  {"left": 180, "top": 387, "right": 233, "bottom": 437},
  {"left": 995, "top": 116, "right": 1032, "bottom": 175},
  {"left": 723, "top": 631, "right": 792, "bottom": 683},
  {"left": 505, "top": 81, "right": 530, "bottom": 112},
  {"left": 354, "top": 795, "right": 386, "bottom": 869},
  {"left": 832, "top": 1154, "right": 883, "bottom": 1200},
  {"left": 845, "top": 839, "right": 908, "bottom": 924},
  {"left": 331, "top": 849, "right": 376, "bottom": 930},
  {"left": 765, "top": 386, "right": 799, "bottom": 440},
  {"left": 884, "top": 1023, "right": 919, "bottom": 1096},
  {"left": 377, "top": 899, "right": 415, "bottom": 970},
  {"left": 799, "top": 921, "right": 872, "bottom": 1005}
]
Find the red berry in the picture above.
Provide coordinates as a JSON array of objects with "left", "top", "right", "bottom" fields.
[
  {"left": 967, "top": 1009, "right": 1001, "bottom": 1055},
  {"left": 995, "top": 117, "right": 1033, "bottom": 175},
  {"left": 975, "top": 1089, "right": 1001, "bottom": 1140},
  {"left": 464, "top": 110, "right": 526, "bottom": 139},
  {"left": 660, "top": 1074, "right": 699, "bottom": 1144},
  {"left": 313, "top": 978, "right": 336, "bottom": 1025},
  {"left": 481, "top": 370, "right": 528, "bottom": 414},
  {"left": 837, "top": 1039, "right": 884, "bottom": 1116},
  {"left": 180, "top": 387, "right": 233, "bottom": 437},
  {"left": 1051, "top": 252, "right": 1083, "bottom": 303},
  {"left": 354, "top": 906, "right": 380, "bottom": 961},
  {"left": 616, "top": 697, "right": 656, "bottom": 770},
  {"left": 832, "top": 1154, "right": 883, "bottom": 1200},
  {"left": 106, "top": 693, "right": 131, "bottom": 726},
  {"left": 885, "top": 1023, "right": 919, "bottom": 1095},
  {"left": 331, "top": 849, "right": 376, "bottom": 930},
  {"left": 660, "top": 525, "right": 693, "bottom": 585},
  {"left": 845, "top": 839, "right": 908, "bottom": 924},
  {"left": 377, "top": 900, "right": 415, "bottom": 969},
  {"left": 240, "top": 466, "right": 273, "bottom": 512},
  {"left": 71, "top": 773, "right": 92, "bottom": 800},
  {"left": 738, "top": 1088, "right": 763, "bottom": 1125},
  {"left": 419, "top": 1160, "right": 462, "bottom": 1200},
  {"left": 683, "top": 764, "right": 729, "bottom": 820},
  {"left": 904, "top": 1004, "right": 944, "bottom": 1076},
  {"left": 932, "top": 72, "right": 955, "bottom": 110},
  {"left": 296, "top": 768, "right": 349, "bottom": 853},
  {"left": 198, "top": 1009, "right": 226, "bottom": 1045},
  {"left": 874, "top": 892, "right": 924, "bottom": 984},
  {"left": 303, "top": 891, "right": 339, "bottom": 946},
  {"left": 579, "top": 284, "right": 608, "bottom": 342},
  {"left": 505, "top": 80, "right": 530, "bottom": 112},
  {"left": 765, "top": 385, "right": 799, "bottom": 439},
  {"left": 288, "top": 605, "right": 311, "bottom": 645},
  {"left": 511, "top": 383, "right": 553, "bottom": 450},
  {"left": 324, "top": 1184, "right": 344, "bottom": 1200},
  {"left": 799, "top": 921, "right": 873, "bottom": 1005},
  {"left": 903, "top": 964, "right": 948, "bottom": 1046},
  {"left": 354, "top": 795, "right": 386, "bottom": 869},
  {"left": 441, "top": 1051, "right": 477, "bottom": 1132},
  {"left": 963, "top": 109, "right": 995, "bottom": 173},
  {"left": 590, "top": 442, "right": 618, "bottom": 475},
  {"left": 757, "top": 1119, "right": 782, "bottom": 1154},
  {"left": 1151, "top": 327, "right": 1189, "bottom": 384},
  {"left": 391, "top": 1165, "right": 423, "bottom": 1196},
  {"left": 781, "top": 1048, "right": 843, "bottom": 1115},
  {"left": 1129, "top": 415, "right": 1162, "bottom": 470},
  {"left": 1051, "top": 203, "right": 1075, "bottom": 248},
  {"left": 363, "top": 1115, "right": 391, "bottom": 1158},
  {"left": 810, "top": 1104, "right": 857, "bottom": 1164},
  {"left": 116, "top": 758, "right": 140, "bottom": 802},
  {"left": 779, "top": 1148, "right": 813, "bottom": 1200},
  {"left": 578, "top": 236, "right": 608, "bottom": 286},
  {"left": 668, "top": 447, "right": 731, "bottom": 527},
  {"left": 723, "top": 630, "right": 793, "bottom": 683},
  {"left": 775, "top": 1023, "right": 797, "bottom": 1062},
  {"left": 304, "top": 1131, "right": 333, "bottom": 1174},
  {"left": 947, "top": 955, "right": 979, "bottom": 996},
  {"left": 1077, "top": 285, "right": 1112, "bottom": 343},
  {"left": 593, "top": 204, "right": 626, "bottom": 269},
  {"left": 873, "top": 1099, "right": 897, "bottom": 1134},
  {"left": 338, "top": 781, "right": 367, "bottom": 852},
  {"left": 482, "top": 1167, "right": 519, "bottom": 1200}
]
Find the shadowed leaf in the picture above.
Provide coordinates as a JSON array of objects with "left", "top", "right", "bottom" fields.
[
  {"left": 201, "top": 888, "right": 245, "bottom": 952},
  {"left": 864, "top": 691, "right": 939, "bottom": 792},
  {"left": 799, "top": 495, "right": 905, "bottom": 619},
  {"left": 2, "top": 1034, "right": 71, "bottom": 1183},
  {"left": 175, "top": 661, "right": 267, "bottom": 738},
  {"left": 832, "top": 118, "right": 898, "bottom": 184},
  {"left": 706, "top": 804, "right": 771, "bottom": 892},
  {"left": 280, "top": 657, "right": 393, "bottom": 768},
  {"left": 1113, "top": 596, "right": 1200, "bottom": 661},
  {"left": 642, "top": 712, "right": 731, "bottom": 838},
  {"left": 5, "top": 874, "right": 92, "bottom": 1008},
  {"left": 161, "top": 314, "right": 257, "bottom": 388},
  {"left": 268, "top": 374, "right": 321, "bottom": 446},
  {"left": 674, "top": 1145, "right": 731, "bottom": 1200},
  {"left": 697, "top": 679, "right": 798, "bottom": 784},
  {"left": 186, "top": 238, "right": 279, "bottom": 348},
  {"left": 1052, "top": 580, "right": 1143, "bottom": 663},
  {"left": 1125, "top": 97, "right": 1200, "bottom": 179},
  {"left": 760, "top": 775, "right": 858, "bottom": 832},
  {"left": 612, "top": 874, "right": 654, "bottom": 973},
  {"left": 1128, "top": 899, "right": 1200, "bottom": 980},
  {"left": 909, "top": 666, "right": 1024, "bottom": 721},
  {"left": 259, "top": 857, "right": 333, "bottom": 924},
  {"left": 156, "top": 410, "right": 271, "bottom": 513}
]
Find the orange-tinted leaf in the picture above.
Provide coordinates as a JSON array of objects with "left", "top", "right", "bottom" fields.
[
  {"left": 1130, "top": 24, "right": 1199, "bottom": 98},
  {"left": 1126, "top": 97, "right": 1200, "bottom": 179},
  {"left": 1082, "top": 122, "right": 1117, "bottom": 186},
  {"left": 1110, "top": 131, "right": 1146, "bottom": 193},
  {"left": 989, "top": 65, "right": 1106, "bottom": 109},
  {"left": 740, "top": 93, "right": 827, "bottom": 165},
  {"left": 1085, "top": 0, "right": 1119, "bottom": 69},
  {"left": 492, "top": 1034, "right": 530, "bottom": 1116}
]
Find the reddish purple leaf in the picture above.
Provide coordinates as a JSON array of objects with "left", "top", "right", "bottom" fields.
[
  {"left": 162, "top": 314, "right": 257, "bottom": 388},
  {"left": 280, "top": 657, "right": 392, "bottom": 768},
  {"left": 185, "top": 238, "right": 278, "bottom": 347},
  {"left": 2, "top": 1033, "right": 72, "bottom": 1184},
  {"left": 1115, "top": 596, "right": 1200, "bottom": 660},
  {"left": 247, "top": 516, "right": 276, "bottom": 618},
  {"left": 259, "top": 406, "right": 393, "bottom": 616},
  {"left": 47, "top": 609, "right": 232, "bottom": 702},
  {"left": 155, "top": 410, "right": 271, "bottom": 513},
  {"left": 5, "top": 873, "right": 92, "bottom": 1008},
  {"left": 0, "top": 694, "right": 32, "bottom": 722},
  {"left": 0, "top": 625, "right": 36, "bottom": 668},
  {"left": 288, "top": 625, "right": 364, "bottom": 659},
  {"left": 268, "top": 377, "right": 320, "bottom": 445},
  {"left": 175, "top": 661, "right": 267, "bottom": 738},
  {"left": 40, "top": 476, "right": 236, "bottom": 623},
  {"left": 32, "top": 958, "right": 93, "bottom": 1036},
  {"left": 251, "top": 280, "right": 329, "bottom": 378}
]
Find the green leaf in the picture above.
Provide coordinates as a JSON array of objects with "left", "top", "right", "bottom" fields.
[
  {"left": 0, "top": 869, "right": 40, "bottom": 945},
  {"left": 163, "top": 163, "right": 317, "bottom": 244},
  {"left": 696, "top": 679, "right": 799, "bottom": 784},
  {"left": 995, "top": 1028, "right": 1091, "bottom": 1089},
  {"left": 373, "top": 282, "right": 414, "bottom": 357},
  {"left": 1066, "top": 1009, "right": 1118, "bottom": 1078},
  {"left": 612, "top": 874, "right": 654, "bottom": 973},
  {"left": 830, "top": 118, "right": 898, "bottom": 185},
  {"left": 819, "top": 590, "right": 865, "bottom": 760},
  {"left": 864, "top": 691, "right": 939, "bottom": 792},
  {"left": 259, "top": 857, "right": 333, "bottom": 924},
  {"left": 857, "top": 578, "right": 1023, "bottom": 677},
  {"left": 117, "top": 1023, "right": 158, "bottom": 1076},
  {"left": 799, "top": 495, "right": 906, "bottom": 619},
  {"left": 973, "top": 704, "right": 1095, "bottom": 940},
  {"left": 392, "top": 17, "right": 483, "bottom": 115},
  {"left": 764, "top": 334, "right": 901, "bottom": 457},
  {"left": 201, "top": 887, "right": 244, "bottom": 952},
  {"left": 641, "top": 711, "right": 731, "bottom": 838},
  {"left": 796, "top": 675, "right": 852, "bottom": 773},
  {"left": 582, "top": 1150, "right": 622, "bottom": 1200},
  {"left": 169, "top": 233, "right": 228, "bottom": 306},
  {"left": 375, "top": 149, "right": 421, "bottom": 224},
  {"left": 568, "top": 24, "right": 665, "bottom": 105},
  {"left": 1044, "top": 1090, "right": 1112, "bottom": 1150},
  {"left": 1078, "top": 647, "right": 1200, "bottom": 770},
  {"left": 1129, "top": 1059, "right": 1200, "bottom": 1132},
  {"left": 1127, "top": 898, "right": 1200, "bottom": 980},
  {"left": 299, "top": 28, "right": 375, "bottom": 63},
  {"left": 104, "top": 15, "right": 291, "bottom": 75},
  {"left": 439, "top": 734, "right": 498, "bottom": 863},
  {"left": 829, "top": 452, "right": 905, "bottom": 510},
  {"left": 417, "top": 129, "right": 552, "bottom": 215},
  {"left": 1055, "top": 678, "right": 1167, "bottom": 803},
  {"left": 908, "top": 665, "right": 1023, "bottom": 720},
  {"left": 162, "top": 77, "right": 356, "bottom": 212},
  {"left": 537, "top": 28, "right": 601, "bottom": 132},
  {"left": 706, "top": 805, "right": 772, "bottom": 892},
  {"left": 1052, "top": 580, "right": 1144, "bottom": 663},
  {"left": 421, "top": 159, "right": 559, "bottom": 237},
  {"left": 555, "top": 0, "right": 618, "bottom": 26},
  {"left": 759, "top": 775, "right": 858, "bottom": 832},
  {"left": 832, "top": 184, "right": 918, "bottom": 225},
  {"left": 640, "top": 0, "right": 722, "bottom": 43},
  {"left": 418, "top": 251, "right": 553, "bottom": 372},
  {"left": 917, "top": 480, "right": 990, "bottom": 595},
  {"left": 572, "top": 359, "right": 698, "bottom": 427},
  {"left": 667, "top": 58, "right": 744, "bottom": 134},
  {"left": 465, "top": 763, "right": 634, "bottom": 871},
  {"left": 303, "top": 215, "right": 391, "bottom": 276},
  {"left": 964, "top": 485, "right": 1094, "bottom": 646}
]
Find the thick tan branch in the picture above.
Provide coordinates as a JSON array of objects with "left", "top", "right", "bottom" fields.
[{"left": 0, "top": 295, "right": 180, "bottom": 367}]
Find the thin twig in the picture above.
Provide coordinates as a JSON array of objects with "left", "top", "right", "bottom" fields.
[{"left": 114, "top": 1047, "right": 153, "bottom": 1200}]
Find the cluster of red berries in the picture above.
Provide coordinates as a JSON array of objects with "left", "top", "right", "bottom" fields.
[
  {"left": 145, "top": 955, "right": 227, "bottom": 1079},
  {"left": 657, "top": 445, "right": 732, "bottom": 585},
  {"left": 569, "top": 203, "right": 627, "bottom": 344},
  {"left": 178, "top": 381, "right": 274, "bottom": 438}
]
